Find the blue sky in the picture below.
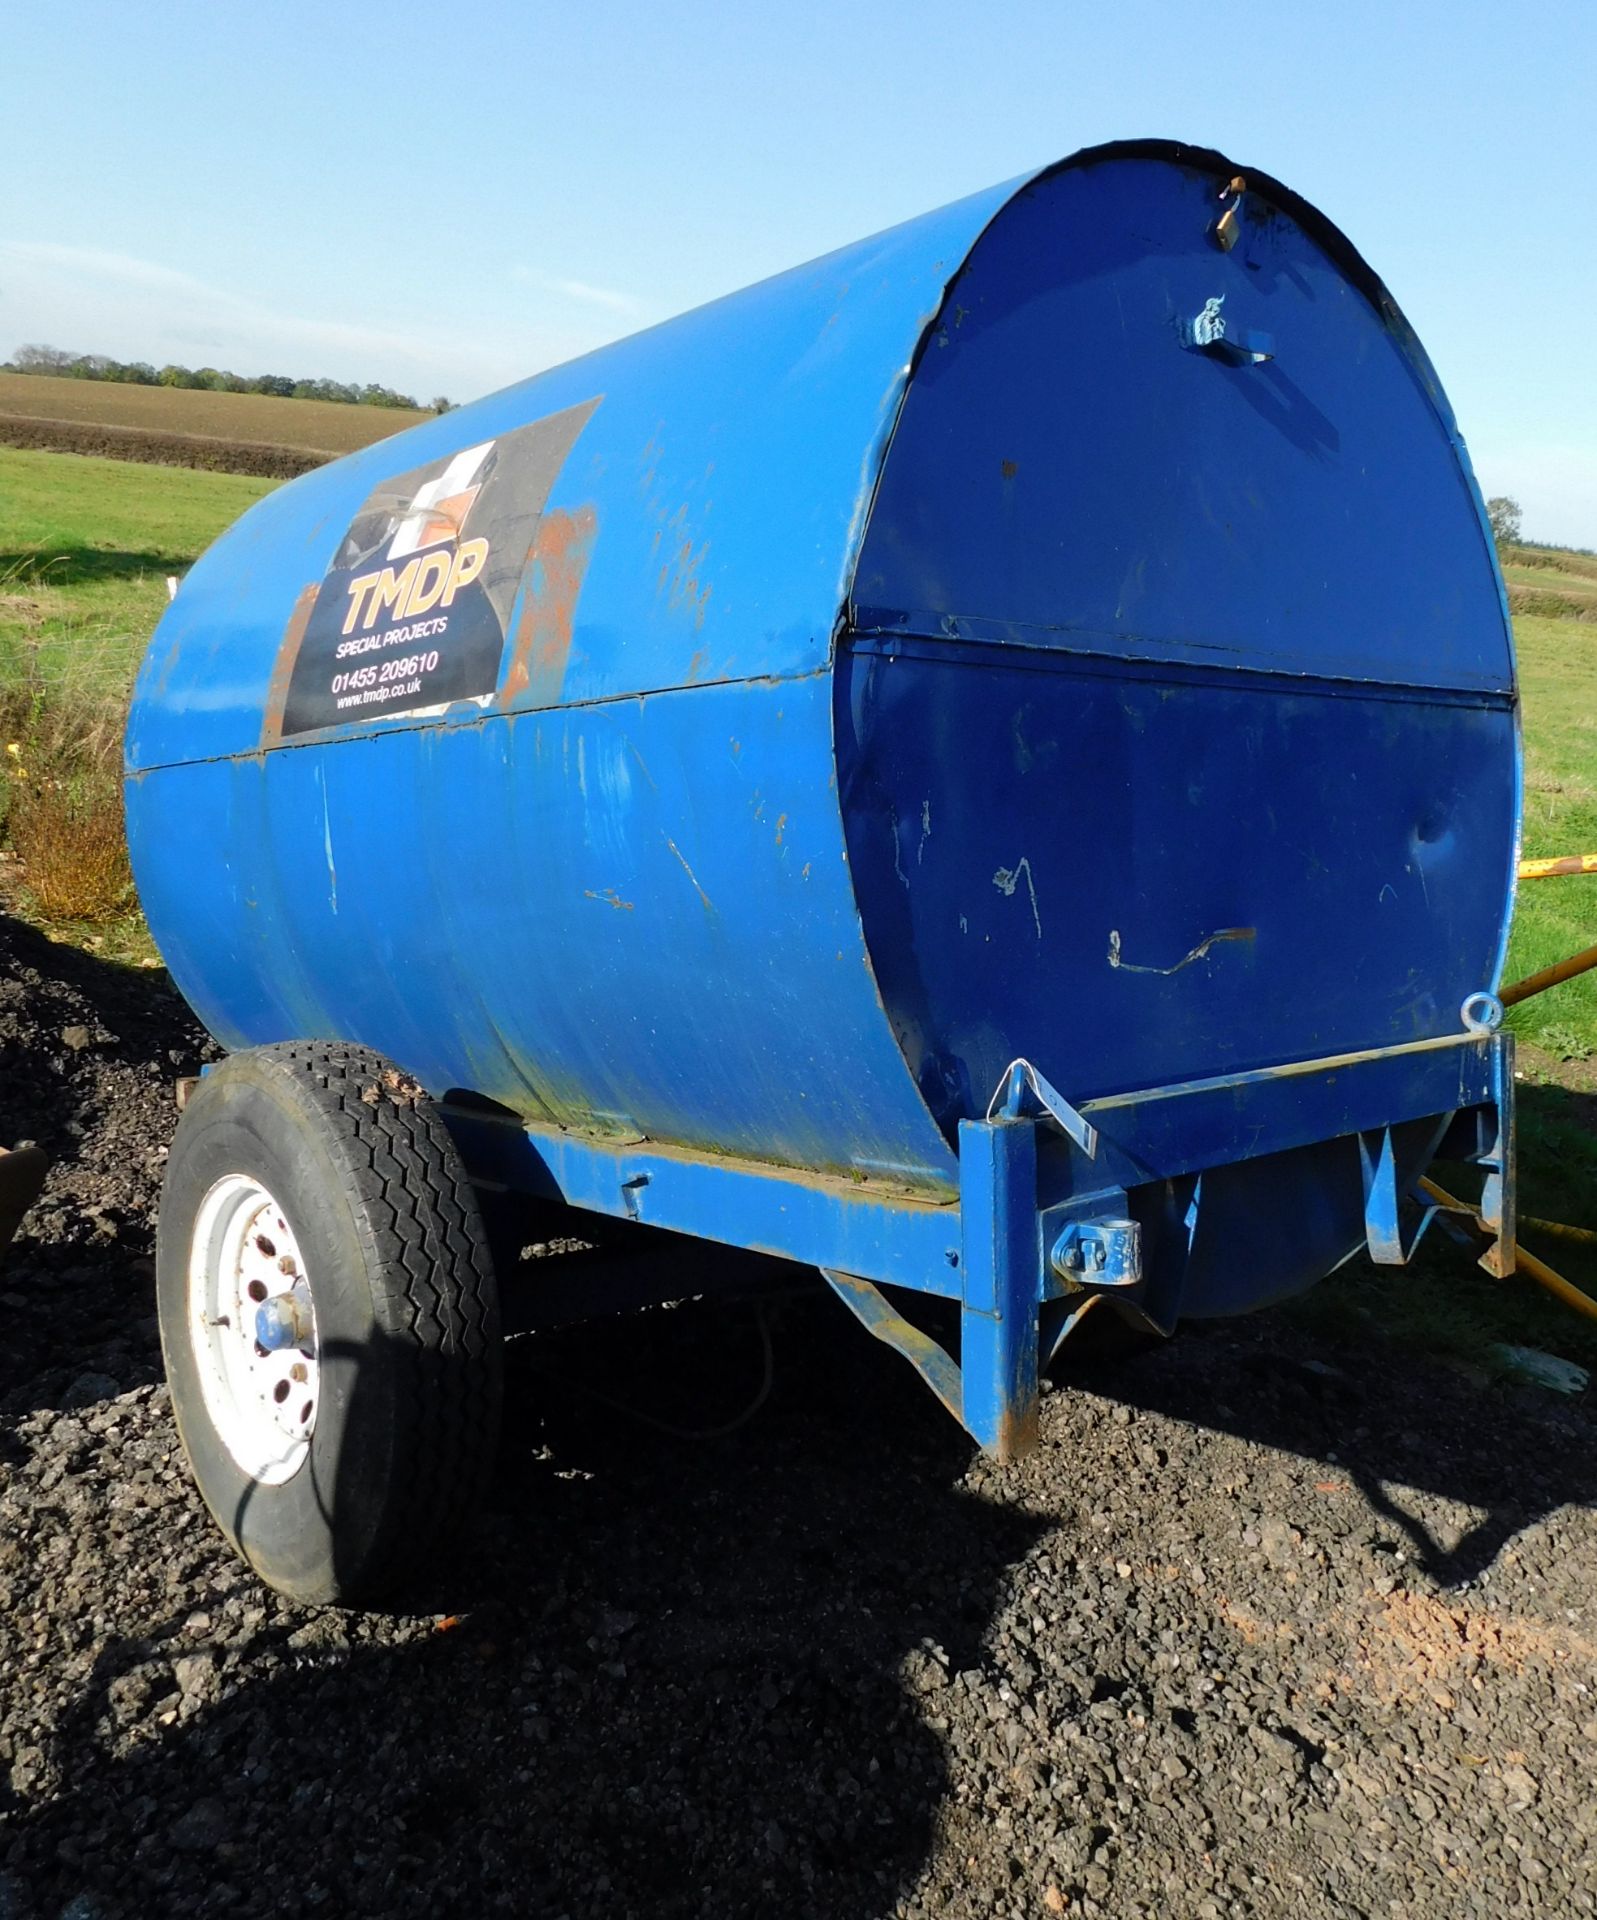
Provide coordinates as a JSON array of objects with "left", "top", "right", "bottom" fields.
[{"left": 4, "top": 0, "right": 1595, "bottom": 543}]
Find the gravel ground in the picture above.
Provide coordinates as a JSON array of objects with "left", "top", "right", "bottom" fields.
[{"left": 3, "top": 912, "right": 1597, "bottom": 1919}]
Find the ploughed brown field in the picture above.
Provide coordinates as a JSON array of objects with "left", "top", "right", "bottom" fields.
[{"left": 0, "top": 371, "right": 435, "bottom": 472}]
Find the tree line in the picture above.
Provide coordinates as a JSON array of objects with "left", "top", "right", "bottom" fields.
[{"left": 3, "top": 344, "right": 452, "bottom": 413}]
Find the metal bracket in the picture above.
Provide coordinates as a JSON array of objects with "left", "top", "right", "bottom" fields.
[
  {"left": 819, "top": 1111, "right": 1105, "bottom": 1465},
  {"left": 1422, "top": 1031, "right": 1516, "bottom": 1279},
  {"left": 987, "top": 1058, "right": 1097, "bottom": 1157},
  {"left": 1358, "top": 1127, "right": 1436, "bottom": 1264},
  {"left": 1050, "top": 1216, "right": 1143, "bottom": 1289},
  {"left": 1186, "top": 294, "right": 1274, "bottom": 366},
  {"left": 1476, "top": 1032, "right": 1516, "bottom": 1277}
]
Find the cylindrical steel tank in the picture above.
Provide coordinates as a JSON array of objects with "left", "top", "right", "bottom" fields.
[{"left": 127, "top": 140, "right": 1518, "bottom": 1230}]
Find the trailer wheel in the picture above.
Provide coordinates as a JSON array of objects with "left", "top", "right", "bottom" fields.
[{"left": 157, "top": 1042, "right": 502, "bottom": 1605}]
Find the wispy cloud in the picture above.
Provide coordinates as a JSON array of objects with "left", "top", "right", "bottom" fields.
[
  {"left": 545, "top": 277, "right": 638, "bottom": 315},
  {"left": 1, "top": 240, "right": 461, "bottom": 370},
  {"left": 0, "top": 241, "right": 620, "bottom": 403},
  {"left": 6, "top": 243, "right": 205, "bottom": 296},
  {"left": 511, "top": 265, "right": 641, "bottom": 316}
]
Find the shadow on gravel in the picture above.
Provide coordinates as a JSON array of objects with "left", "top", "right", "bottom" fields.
[
  {"left": 0, "top": 913, "right": 194, "bottom": 1160},
  {"left": 7, "top": 897, "right": 1594, "bottom": 1915},
  {"left": 0, "top": 912, "right": 208, "bottom": 1420},
  {"left": 1, "top": 1290, "right": 1046, "bottom": 1920},
  {"left": 1055, "top": 1298, "right": 1597, "bottom": 1590}
]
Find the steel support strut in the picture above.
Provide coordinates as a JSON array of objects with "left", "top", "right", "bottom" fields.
[
  {"left": 958, "top": 1115, "right": 1042, "bottom": 1462},
  {"left": 1476, "top": 1032, "right": 1517, "bottom": 1278},
  {"left": 439, "top": 1029, "right": 1511, "bottom": 1464}
]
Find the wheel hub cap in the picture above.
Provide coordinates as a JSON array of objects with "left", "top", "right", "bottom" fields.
[{"left": 188, "top": 1174, "right": 319, "bottom": 1484}]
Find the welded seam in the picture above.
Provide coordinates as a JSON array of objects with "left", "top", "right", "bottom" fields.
[{"left": 127, "top": 663, "right": 833, "bottom": 779}]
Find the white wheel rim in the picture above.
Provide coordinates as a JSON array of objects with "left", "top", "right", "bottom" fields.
[{"left": 188, "top": 1173, "right": 320, "bottom": 1485}]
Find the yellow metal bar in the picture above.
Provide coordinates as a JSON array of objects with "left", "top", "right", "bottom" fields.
[
  {"left": 1079, "top": 1029, "right": 1480, "bottom": 1115},
  {"left": 1417, "top": 1176, "right": 1476, "bottom": 1218},
  {"left": 1520, "top": 1214, "right": 1597, "bottom": 1248},
  {"left": 1420, "top": 1177, "right": 1597, "bottom": 1324},
  {"left": 1513, "top": 1245, "right": 1597, "bottom": 1324},
  {"left": 1518, "top": 853, "right": 1597, "bottom": 880},
  {"left": 1499, "top": 942, "right": 1597, "bottom": 1007}
]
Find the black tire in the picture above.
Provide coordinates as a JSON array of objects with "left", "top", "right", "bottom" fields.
[{"left": 156, "top": 1041, "right": 502, "bottom": 1605}]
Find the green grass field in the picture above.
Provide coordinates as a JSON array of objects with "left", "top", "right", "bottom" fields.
[
  {"left": 1494, "top": 608, "right": 1597, "bottom": 1358},
  {"left": 1508, "top": 613, "right": 1597, "bottom": 1055},
  {"left": 0, "top": 370, "right": 434, "bottom": 455},
  {"left": 0, "top": 447, "right": 276, "bottom": 697},
  {"left": 1, "top": 447, "right": 1593, "bottom": 1360}
]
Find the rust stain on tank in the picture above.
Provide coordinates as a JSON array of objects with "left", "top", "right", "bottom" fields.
[
  {"left": 499, "top": 505, "right": 598, "bottom": 710},
  {"left": 661, "top": 534, "right": 713, "bottom": 630},
  {"left": 260, "top": 582, "right": 321, "bottom": 747}
]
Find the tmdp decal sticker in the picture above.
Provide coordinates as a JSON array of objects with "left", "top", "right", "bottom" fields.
[{"left": 269, "top": 397, "right": 599, "bottom": 741}]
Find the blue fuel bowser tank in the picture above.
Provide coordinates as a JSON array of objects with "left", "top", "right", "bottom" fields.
[{"left": 129, "top": 141, "right": 1519, "bottom": 1602}]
